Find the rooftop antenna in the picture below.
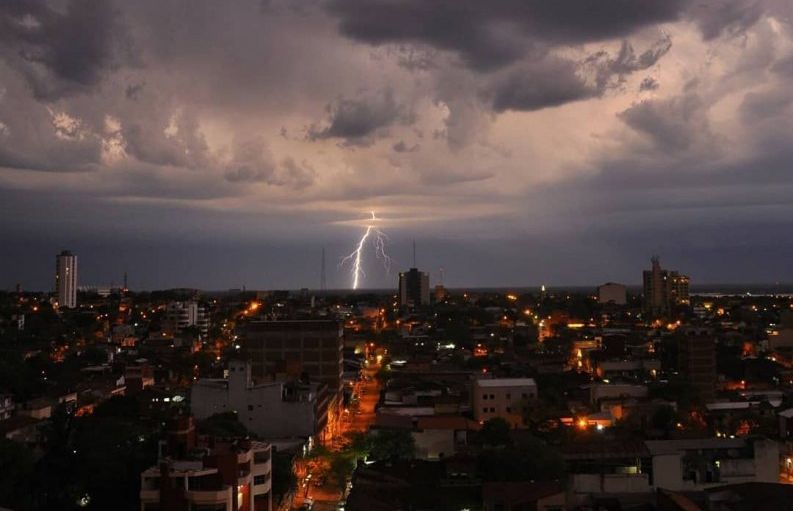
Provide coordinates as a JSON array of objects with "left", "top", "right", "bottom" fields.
[
  {"left": 412, "top": 239, "right": 417, "bottom": 268},
  {"left": 439, "top": 267, "right": 445, "bottom": 285},
  {"left": 320, "top": 247, "right": 327, "bottom": 292}
]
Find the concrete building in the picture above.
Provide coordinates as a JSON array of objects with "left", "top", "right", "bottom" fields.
[
  {"left": 164, "top": 301, "right": 210, "bottom": 337},
  {"left": 240, "top": 320, "right": 343, "bottom": 402},
  {"left": 597, "top": 282, "right": 627, "bottom": 305},
  {"left": 140, "top": 433, "right": 272, "bottom": 511},
  {"left": 191, "top": 360, "right": 329, "bottom": 441},
  {"left": 398, "top": 268, "right": 430, "bottom": 307},
  {"left": 55, "top": 250, "right": 77, "bottom": 309},
  {"left": 473, "top": 378, "right": 538, "bottom": 428},
  {"left": 678, "top": 328, "right": 716, "bottom": 402},
  {"left": 564, "top": 437, "right": 779, "bottom": 505},
  {"left": 0, "top": 394, "right": 14, "bottom": 420},
  {"left": 642, "top": 257, "right": 690, "bottom": 316}
]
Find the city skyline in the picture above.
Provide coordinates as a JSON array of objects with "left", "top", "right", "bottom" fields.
[{"left": 3, "top": 1, "right": 793, "bottom": 288}]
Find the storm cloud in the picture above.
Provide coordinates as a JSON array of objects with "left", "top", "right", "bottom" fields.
[{"left": 1, "top": 0, "right": 793, "bottom": 290}]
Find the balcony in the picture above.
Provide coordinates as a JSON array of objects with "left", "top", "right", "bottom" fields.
[
  {"left": 139, "top": 489, "right": 159, "bottom": 503},
  {"left": 186, "top": 487, "right": 232, "bottom": 505}
]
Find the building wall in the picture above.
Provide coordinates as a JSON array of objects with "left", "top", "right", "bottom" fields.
[
  {"left": 598, "top": 283, "right": 627, "bottom": 305},
  {"left": 242, "top": 320, "right": 343, "bottom": 402},
  {"left": 412, "top": 428, "right": 455, "bottom": 460},
  {"left": 55, "top": 251, "right": 77, "bottom": 309},
  {"left": 678, "top": 329, "right": 716, "bottom": 402},
  {"left": 473, "top": 380, "right": 537, "bottom": 427},
  {"left": 191, "top": 362, "right": 322, "bottom": 440}
]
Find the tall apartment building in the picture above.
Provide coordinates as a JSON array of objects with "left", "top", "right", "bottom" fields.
[
  {"left": 164, "top": 301, "right": 210, "bottom": 337},
  {"left": 642, "top": 257, "right": 690, "bottom": 316},
  {"left": 55, "top": 250, "right": 77, "bottom": 309},
  {"left": 239, "top": 320, "right": 344, "bottom": 403},
  {"left": 398, "top": 267, "right": 430, "bottom": 307},
  {"left": 678, "top": 328, "right": 716, "bottom": 403}
]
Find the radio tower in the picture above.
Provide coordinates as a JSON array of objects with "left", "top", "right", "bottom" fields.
[{"left": 320, "top": 247, "right": 327, "bottom": 292}]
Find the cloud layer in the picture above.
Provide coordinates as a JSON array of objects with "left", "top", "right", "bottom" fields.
[{"left": 2, "top": 0, "right": 793, "bottom": 289}]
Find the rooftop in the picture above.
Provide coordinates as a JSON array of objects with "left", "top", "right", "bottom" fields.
[{"left": 476, "top": 377, "right": 537, "bottom": 388}]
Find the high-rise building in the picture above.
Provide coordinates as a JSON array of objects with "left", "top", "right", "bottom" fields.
[
  {"left": 398, "top": 268, "right": 429, "bottom": 307},
  {"left": 678, "top": 328, "right": 716, "bottom": 402},
  {"left": 642, "top": 257, "right": 690, "bottom": 316},
  {"left": 240, "top": 320, "right": 344, "bottom": 403},
  {"left": 164, "top": 301, "right": 210, "bottom": 337},
  {"left": 55, "top": 250, "right": 77, "bottom": 309}
]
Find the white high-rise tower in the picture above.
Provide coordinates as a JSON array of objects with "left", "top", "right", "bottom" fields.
[{"left": 55, "top": 250, "right": 78, "bottom": 309}]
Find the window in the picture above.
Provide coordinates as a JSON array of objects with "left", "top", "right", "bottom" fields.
[
  {"left": 490, "top": 407, "right": 495, "bottom": 413},
  {"left": 521, "top": 393, "right": 528, "bottom": 399},
  {"left": 506, "top": 393, "right": 511, "bottom": 400},
  {"left": 490, "top": 394, "right": 495, "bottom": 399},
  {"left": 482, "top": 394, "right": 488, "bottom": 400},
  {"left": 254, "top": 475, "right": 268, "bottom": 485},
  {"left": 482, "top": 407, "right": 488, "bottom": 413},
  {"left": 506, "top": 407, "right": 511, "bottom": 413},
  {"left": 248, "top": 405, "right": 254, "bottom": 411}
]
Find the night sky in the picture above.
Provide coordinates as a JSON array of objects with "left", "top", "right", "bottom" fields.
[{"left": 2, "top": 0, "right": 793, "bottom": 291}]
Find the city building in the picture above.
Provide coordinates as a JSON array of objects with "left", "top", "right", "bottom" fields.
[
  {"left": 564, "top": 437, "right": 778, "bottom": 504},
  {"left": 597, "top": 282, "right": 627, "bottom": 305},
  {"left": 0, "top": 394, "right": 14, "bottom": 420},
  {"left": 164, "top": 301, "right": 210, "bottom": 337},
  {"left": 191, "top": 360, "right": 329, "bottom": 441},
  {"left": 55, "top": 250, "right": 78, "bottom": 309},
  {"left": 399, "top": 268, "right": 430, "bottom": 307},
  {"left": 642, "top": 257, "right": 690, "bottom": 316},
  {"left": 473, "top": 377, "right": 538, "bottom": 428},
  {"left": 140, "top": 418, "right": 273, "bottom": 511},
  {"left": 678, "top": 328, "right": 716, "bottom": 403},
  {"left": 240, "top": 320, "right": 343, "bottom": 402}
]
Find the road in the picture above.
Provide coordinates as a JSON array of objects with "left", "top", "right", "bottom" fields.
[{"left": 292, "top": 359, "right": 381, "bottom": 510}]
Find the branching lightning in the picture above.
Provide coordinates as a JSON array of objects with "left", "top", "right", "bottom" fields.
[{"left": 341, "top": 211, "right": 392, "bottom": 289}]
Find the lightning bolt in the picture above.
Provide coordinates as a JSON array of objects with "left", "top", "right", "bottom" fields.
[{"left": 341, "top": 211, "right": 392, "bottom": 290}]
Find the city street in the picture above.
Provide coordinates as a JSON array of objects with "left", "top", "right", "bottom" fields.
[{"left": 292, "top": 359, "right": 381, "bottom": 510}]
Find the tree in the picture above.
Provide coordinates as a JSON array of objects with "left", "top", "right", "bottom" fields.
[
  {"left": 369, "top": 429, "right": 415, "bottom": 462},
  {"left": 477, "top": 417, "right": 512, "bottom": 447},
  {"left": 345, "top": 431, "right": 372, "bottom": 459},
  {"left": 477, "top": 436, "right": 565, "bottom": 482},
  {"left": 0, "top": 438, "right": 34, "bottom": 510},
  {"left": 329, "top": 452, "right": 356, "bottom": 491},
  {"left": 271, "top": 452, "right": 297, "bottom": 499}
]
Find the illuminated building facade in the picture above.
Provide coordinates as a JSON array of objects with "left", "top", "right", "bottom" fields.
[
  {"left": 55, "top": 250, "right": 77, "bottom": 309},
  {"left": 642, "top": 257, "right": 690, "bottom": 316}
]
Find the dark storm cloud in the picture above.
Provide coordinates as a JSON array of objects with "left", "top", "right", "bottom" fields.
[
  {"left": 307, "top": 89, "right": 411, "bottom": 146},
  {"left": 0, "top": 0, "right": 135, "bottom": 99},
  {"left": 489, "top": 58, "right": 593, "bottom": 112},
  {"left": 223, "top": 139, "right": 316, "bottom": 189},
  {"left": 122, "top": 111, "right": 211, "bottom": 169},
  {"left": 488, "top": 36, "right": 671, "bottom": 112},
  {"left": 690, "top": 0, "right": 765, "bottom": 40},
  {"left": 618, "top": 90, "right": 714, "bottom": 152},
  {"left": 327, "top": 0, "right": 687, "bottom": 71},
  {"left": 640, "top": 77, "right": 660, "bottom": 91},
  {"left": 392, "top": 140, "right": 419, "bottom": 153}
]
